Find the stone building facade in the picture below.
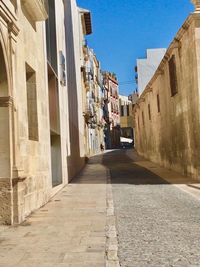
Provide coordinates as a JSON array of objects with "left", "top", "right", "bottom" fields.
[
  {"left": 0, "top": 0, "right": 96, "bottom": 225},
  {"left": 134, "top": 7, "right": 200, "bottom": 181},
  {"left": 82, "top": 47, "right": 105, "bottom": 156},
  {"left": 103, "top": 73, "right": 120, "bottom": 149},
  {"left": 119, "top": 95, "right": 134, "bottom": 141},
  {"left": 0, "top": 0, "right": 50, "bottom": 225},
  {"left": 136, "top": 48, "right": 166, "bottom": 95}
]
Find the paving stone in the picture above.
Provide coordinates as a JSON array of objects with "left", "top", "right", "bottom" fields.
[
  {"left": 108, "top": 149, "right": 200, "bottom": 267},
  {"left": 106, "top": 260, "right": 120, "bottom": 267},
  {"left": 83, "top": 262, "right": 104, "bottom": 267},
  {"left": 107, "top": 250, "right": 118, "bottom": 261},
  {"left": 0, "top": 155, "right": 111, "bottom": 266}
]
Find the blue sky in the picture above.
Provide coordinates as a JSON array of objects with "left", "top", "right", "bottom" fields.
[{"left": 77, "top": 0, "right": 194, "bottom": 95}]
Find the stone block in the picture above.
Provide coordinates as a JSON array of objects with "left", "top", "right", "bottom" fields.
[{"left": 0, "top": 178, "right": 12, "bottom": 224}]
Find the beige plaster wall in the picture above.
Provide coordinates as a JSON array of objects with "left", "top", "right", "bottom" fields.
[
  {"left": 54, "top": 0, "right": 69, "bottom": 186},
  {"left": 135, "top": 14, "right": 200, "bottom": 181},
  {"left": 64, "top": 0, "right": 86, "bottom": 180}
]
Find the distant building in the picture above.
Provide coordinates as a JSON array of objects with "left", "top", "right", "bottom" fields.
[
  {"left": 82, "top": 47, "right": 105, "bottom": 156},
  {"left": 103, "top": 72, "right": 120, "bottom": 149},
  {"left": 128, "top": 90, "right": 139, "bottom": 105},
  {"left": 136, "top": 48, "right": 166, "bottom": 95},
  {"left": 119, "top": 95, "right": 135, "bottom": 144}
]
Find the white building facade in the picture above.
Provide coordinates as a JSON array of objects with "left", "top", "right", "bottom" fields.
[
  {"left": 64, "top": 0, "right": 91, "bottom": 179},
  {"left": 136, "top": 48, "right": 166, "bottom": 95}
]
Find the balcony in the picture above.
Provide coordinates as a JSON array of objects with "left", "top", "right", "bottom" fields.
[
  {"left": 83, "top": 108, "right": 98, "bottom": 129},
  {"left": 83, "top": 45, "right": 88, "bottom": 58},
  {"left": 21, "top": 0, "right": 48, "bottom": 21}
]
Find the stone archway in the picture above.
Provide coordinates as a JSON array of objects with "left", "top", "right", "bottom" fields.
[{"left": 0, "top": 42, "right": 13, "bottom": 225}]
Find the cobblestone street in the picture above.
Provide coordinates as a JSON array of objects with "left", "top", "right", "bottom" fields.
[
  {"left": 1, "top": 150, "right": 200, "bottom": 266},
  {"left": 105, "top": 149, "right": 200, "bottom": 267}
]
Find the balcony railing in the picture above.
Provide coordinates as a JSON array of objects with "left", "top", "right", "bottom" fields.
[{"left": 21, "top": 0, "right": 48, "bottom": 21}]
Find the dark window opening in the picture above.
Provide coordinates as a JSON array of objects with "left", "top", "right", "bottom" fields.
[
  {"left": 157, "top": 94, "right": 160, "bottom": 113},
  {"left": 168, "top": 55, "right": 178, "bottom": 96},
  {"left": 142, "top": 111, "right": 144, "bottom": 125},
  {"left": 45, "top": 0, "right": 58, "bottom": 74},
  {"left": 121, "top": 105, "right": 124, "bottom": 116},
  {"left": 110, "top": 87, "right": 113, "bottom": 96},
  {"left": 127, "top": 105, "right": 129, "bottom": 116},
  {"left": 26, "top": 63, "right": 39, "bottom": 141},
  {"left": 148, "top": 104, "right": 151, "bottom": 121}
]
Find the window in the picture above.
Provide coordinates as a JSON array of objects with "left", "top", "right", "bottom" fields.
[
  {"left": 142, "top": 111, "right": 144, "bottom": 125},
  {"left": 110, "top": 86, "right": 113, "bottom": 96},
  {"left": 157, "top": 94, "right": 160, "bottom": 113},
  {"left": 121, "top": 105, "right": 124, "bottom": 116},
  {"left": 45, "top": 0, "right": 58, "bottom": 74},
  {"left": 127, "top": 105, "right": 129, "bottom": 116},
  {"left": 138, "top": 116, "right": 140, "bottom": 129},
  {"left": 148, "top": 104, "right": 151, "bottom": 120},
  {"left": 26, "top": 63, "right": 39, "bottom": 141},
  {"left": 168, "top": 55, "right": 178, "bottom": 96}
]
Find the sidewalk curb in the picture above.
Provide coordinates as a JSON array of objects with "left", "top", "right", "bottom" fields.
[{"left": 106, "top": 169, "right": 120, "bottom": 267}]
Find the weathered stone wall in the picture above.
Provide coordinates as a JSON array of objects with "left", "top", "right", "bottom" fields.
[
  {"left": 0, "top": 179, "right": 12, "bottom": 224},
  {"left": 135, "top": 14, "right": 200, "bottom": 181},
  {"left": 0, "top": 0, "right": 90, "bottom": 224},
  {"left": 0, "top": 0, "right": 19, "bottom": 224},
  {"left": 14, "top": 0, "right": 71, "bottom": 223},
  {"left": 0, "top": 1, "right": 52, "bottom": 224},
  {"left": 13, "top": 2, "right": 51, "bottom": 223}
]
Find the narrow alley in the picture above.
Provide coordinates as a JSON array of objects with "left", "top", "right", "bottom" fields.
[
  {"left": 1, "top": 1, "right": 200, "bottom": 267},
  {"left": 1, "top": 150, "right": 200, "bottom": 267}
]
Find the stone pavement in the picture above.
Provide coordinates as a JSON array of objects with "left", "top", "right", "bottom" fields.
[
  {"left": 2, "top": 149, "right": 200, "bottom": 267},
  {"left": 0, "top": 154, "right": 119, "bottom": 267},
  {"left": 105, "top": 149, "right": 200, "bottom": 267}
]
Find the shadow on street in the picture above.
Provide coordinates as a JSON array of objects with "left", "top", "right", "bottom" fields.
[
  {"left": 71, "top": 149, "right": 200, "bottom": 185},
  {"left": 101, "top": 149, "right": 170, "bottom": 185},
  {"left": 71, "top": 149, "right": 200, "bottom": 186}
]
